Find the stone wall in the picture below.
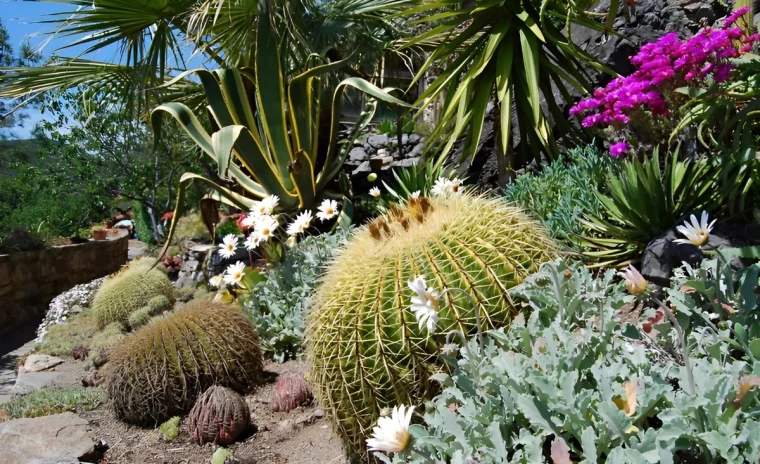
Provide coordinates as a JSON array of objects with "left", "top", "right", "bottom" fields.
[{"left": 0, "top": 231, "right": 129, "bottom": 334}]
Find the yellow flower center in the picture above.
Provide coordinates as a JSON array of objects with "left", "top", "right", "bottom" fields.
[
  {"left": 394, "top": 430, "right": 410, "bottom": 452},
  {"left": 326, "top": 208, "right": 334, "bottom": 215}
]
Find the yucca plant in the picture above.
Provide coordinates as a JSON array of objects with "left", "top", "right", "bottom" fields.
[
  {"left": 580, "top": 149, "right": 726, "bottom": 267},
  {"left": 394, "top": 0, "right": 614, "bottom": 174},
  {"left": 153, "top": 5, "right": 410, "bottom": 252}
]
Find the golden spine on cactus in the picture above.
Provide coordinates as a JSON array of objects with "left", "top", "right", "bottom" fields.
[
  {"left": 106, "top": 301, "right": 263, "bottom": 425},
  {"left": 306, "top": 193, "right": 557, "bottom": 454},
  {"left": 92, "top": 258, "right": 176, "bottom": 329}
]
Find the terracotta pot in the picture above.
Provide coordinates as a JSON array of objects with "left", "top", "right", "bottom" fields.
[{"left": 92, "top": 229, "right": 108, "bottom": 241}]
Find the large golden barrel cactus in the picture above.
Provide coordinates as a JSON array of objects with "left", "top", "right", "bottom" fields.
[
  {"left": 107, "top": 301, "right": 263, "bottom": 425},
  {"left": 306, "top": 193, "right": 556, "bottom": 454},
  {"left": 92, "top": 258, "right": 175, "bottom": 329}
]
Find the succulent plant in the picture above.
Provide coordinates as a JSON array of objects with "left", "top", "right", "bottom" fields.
[
  {"left": 107, "top": 301, "right": 263, "bottom": 425},
  {"left": 177, "top": 287, "right": 196, "bottom": 303},
  {"left": 71, "top": 345, "right": 89, "bottom": 360},
  {"left": 306, "top": 193, "right": 557, "bottom": 453},
  {"left": 271, "top": 373, "right": 313, "bottom": 413},
  {"left": 127, "top": 307, "right": 152, "bottom": 330},
  {"left": 147, "top": 295, "right": 172, "bottom": 314},
  {"left": 188, "top": 386, "right": 250, "bottom": 446},
  {"left": 88, "top": 322, "right": 124, "bottom": 368},
  {"left": 92, "top": 259, "right": 176, "bottom": 329}
]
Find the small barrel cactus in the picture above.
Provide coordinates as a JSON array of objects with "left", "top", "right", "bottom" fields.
[
  {"left": 306, "top": 193, "right": 557, "bottom": 453},
  {"left": 147, "top": 295, "right": 172, "bottom": 314},
  {"left": 71, "top": 345, "right": 89, "bottom": 360},
  {"left": 107, "top": 301, "right": 263, "bottom": 425},
  {"left": 92, "top": 258, "right": 176, "bottom": 329},
  {"left": 188, "top": 386, "right": 250, "bottom": 446},
  {"left": 271, "top": 373, "right": 313, "bottom": 413}
]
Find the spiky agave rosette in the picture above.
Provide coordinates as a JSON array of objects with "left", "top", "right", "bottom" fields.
[{"left": 305, "top": 193, "right": 557, "bottom": 454}]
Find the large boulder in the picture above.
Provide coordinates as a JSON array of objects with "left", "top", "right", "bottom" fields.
[{"left": 0, "top": 413, "right": 98, "bottom": 464}]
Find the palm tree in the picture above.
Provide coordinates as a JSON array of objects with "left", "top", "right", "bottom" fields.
[{"left": 0, "top": 0, "right": 411, "bottom": 114}]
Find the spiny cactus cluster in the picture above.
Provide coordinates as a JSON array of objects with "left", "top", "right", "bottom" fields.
[
  {"left": 127, "top": 294, "right": 173, "bottom": 330},
  {"left": 92, "top": 259, "right": 175, "bottom": 329},
  {"left": 107, "top": 301, "right": 263, "bottom": 425},
  {"left": 188, "top": 386, "right": 250, "bottom": 446},
  {"left": 306, "top": 193, "right": 557, "bottom": 453}
]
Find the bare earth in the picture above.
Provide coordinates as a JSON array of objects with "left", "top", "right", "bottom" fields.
[{"left": 78, "top": 360, "right": 347, "bottom": 464}]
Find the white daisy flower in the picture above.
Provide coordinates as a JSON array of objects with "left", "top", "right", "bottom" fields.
[
  {"left": 316, "top": 199, "right": 340, "bottom": 222},
  {"left": 430, "top": 177, "right": 452, "bottom": 196},
  {"left": 241, "top": 212, "right": 259, "bottom": 229},
  {"left": 255, "top": 215, "right": 279, "bottom": 242},
  {"left": 366, "top": 405, "right": 414, "bottom": 454},
  {"left": 223, "top": 261, "right": 246, "bottom": 287},
  {"left": 209, "top": 274, "right": 225, "bottom": 289},
  {"left": 369, "top": 186, "right": 381, "bottom": 198},
  {"left": 409, "top": 191, "right": 421, "bottom": 200},
  {"left": 408, "top": 275, "right": 441, "bottom": 334},
  {"left": 244, "top": 232, "right": 261, "bottom": 250},
  {"left": 252, "top": 194, "right": 280, "bottom": 216},
  {"left": 287, "top": 210, "right": 313, "bottom": 236},
  {"left": 217, "top": 234, "right": 239, "bottom": 259},
  {"left": 674, "top": 211, "right": 716, "bottom": 247},
  {"left": 448, "top": 177, "right": 463, "bottom": 194}
]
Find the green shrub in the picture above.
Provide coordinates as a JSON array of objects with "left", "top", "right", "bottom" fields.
[
  {"left": 242, "top": 231, "right": 348, "bottom": 362},
  {"left": 106, "top": 301, "right": 264, "bottom": 425},
  {"left": 134, "top": 201, "right": 155, "bottom": 244},
  {"left": 173, "top": 211, "right": 212, "bottom": 243},
  {"left": 0, "top": 387, "right": 102, "bottom": 421},
  {"left": 306, "top": 193, "right": 557, "bottom": 455},
  {"left": 91, "top": 259, "right": 176, "bottom": 328},
  {"left": 215, "top": 219, "right": 241, "bottom": 239},
  {"left": 504, "top": 144, "right": 614, "bottom": 249},
  {"left": 384, "top": 260, "right": 760, "bottom": 463}
]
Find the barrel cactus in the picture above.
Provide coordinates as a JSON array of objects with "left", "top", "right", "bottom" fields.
[
  {"left": 92, "top": 259, "right": 175, "bottom": 329},
  {"left": 306, "top": 193, "right": 557, "bottom": 453},
  {"left": 107, "top": 301, "right": 263, "bottom": 425},
  {"left": 271, "top": 373, "right": 313, "bottom": 413},
  {"left": 188, "top": 386, "right": 250, "bottom": 446}
]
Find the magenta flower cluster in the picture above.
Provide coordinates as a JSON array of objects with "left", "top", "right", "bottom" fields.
[{"left": 570, "top": 7, "right": 758, "bottom": 157}]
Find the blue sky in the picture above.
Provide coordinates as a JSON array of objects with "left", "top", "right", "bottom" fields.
[{"left": 2, "top": 0, "right": 120, "bottom": 138}]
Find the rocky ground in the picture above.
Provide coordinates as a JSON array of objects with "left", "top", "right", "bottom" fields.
[{"left": 0, "top": 355, "right": 346, "bottom": 464}]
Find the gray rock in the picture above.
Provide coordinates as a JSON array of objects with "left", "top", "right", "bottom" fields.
[
  {"left": 641, "top": 220, "right": 759, "bottom": 287},
  {"left": 409, "top": 134, "right": 421, "bottom": 144},
  {"left": 401, "top": 134, "right": 409, "bottom": 145},
  {"left": 189, "top": 244, "right": 213, "bottom": 254},
  {"left": 22, "top": 355, "right": 64, "bottom": 373},
  {"left": 391, "top": 158, "right": 420, "bottom": 168},
  {"left": 367, "top": 134, "right": 389, "bottom": 149},
  {"left": 348, "top": 147, "right": 367, "bottom": 161},
  {"left": 14, "top": 372, "right": 62, "bottom": 395},
  {"left": 407, "top": 144, "right": 424, "bottom": 159},
  {"left": 36, "top": 277, "right": 106, "bottom": 342},
  {"left": 376, "top": 148, "right": 389, "bottom": 157},
  {"left": 30, "top": 458, "right": 83, "bottom": 464},
  {"left": 351, "top": 161, "right": 371, "bottom": 175},
  {"left": 0, "top": 413, "right": 97, "bottom": 464}
]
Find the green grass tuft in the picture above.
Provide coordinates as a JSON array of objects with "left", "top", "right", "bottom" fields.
[
  {"left": 35, "top": 309, "right": 99, "bottom": 357},
  {"left": 0, "top": 387, "right": 103, "bottom": 421}
]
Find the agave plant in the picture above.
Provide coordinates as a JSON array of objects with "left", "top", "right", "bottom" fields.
[
  {"left": 579, "top": 148, "right": 727, "bottom": 267},
  {"left": 394, "top": 0, "right": 615, "bottom": 175},
  {"left": 152, "top": 9, "right": 410, "bottom": 249}
]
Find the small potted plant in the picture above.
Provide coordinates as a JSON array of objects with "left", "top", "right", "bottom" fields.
[{"left": 91, "top": 224, "right": 107, "bottom": 241}]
